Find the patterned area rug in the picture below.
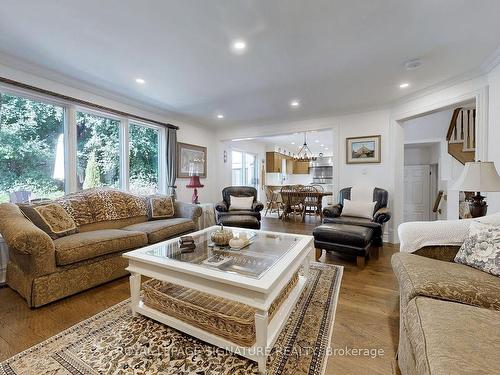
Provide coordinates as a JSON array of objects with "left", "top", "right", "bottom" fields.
[{"left": 0, "top": 263, "right": 342, "bottom": 375}]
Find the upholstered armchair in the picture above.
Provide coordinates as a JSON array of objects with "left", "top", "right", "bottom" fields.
[
  {"left": 322, "top": 187, "right": 391, "bottom": 246},
  {"left": 215, "top": 186, "right": 264, "bottom": 222}
]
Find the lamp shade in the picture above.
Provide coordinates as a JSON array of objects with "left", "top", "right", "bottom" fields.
[
  {"left": 186, "top": 175, "right": 204, "bottom": 188},
  {"left": 452, "top": 161, "right": 500, "bottom": 192}
]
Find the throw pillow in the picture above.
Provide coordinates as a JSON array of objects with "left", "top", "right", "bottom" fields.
[
  {"left": 148, "top": 195, "right": 175, "bottom": 220},
  {"left": 454, "top": 221, "right": 500, "bottom": 276},
  {"left": 18, "top": 202, "right": 78, "bottom": 239},
  {"left": 341, "top": 199, "right": 377, "bottom": 219},
  {"left": 229, "top": 196, "right": 254, "bottom": 211}
]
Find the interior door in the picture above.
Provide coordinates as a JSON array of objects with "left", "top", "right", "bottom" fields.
[{"left": 404, "top": 165, "right": 430, "bottom": 222}]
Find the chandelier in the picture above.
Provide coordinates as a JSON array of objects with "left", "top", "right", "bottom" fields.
[{"left": 294, "top": 132, "right": 317, "bottom": 161}]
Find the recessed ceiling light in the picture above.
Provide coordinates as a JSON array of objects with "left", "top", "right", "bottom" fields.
[
  {"left": 217, "top": 114, "right": 224, "bottom": 119},
  {"left": 324, "top": 147, "right": 329, "bottom": 150},
  {"left": 291, "top": 142, "right": 296, "bottom": 145},
  {"left": 399, "top": 82, "right": 410, "bottom": 89},
  {"left": 320, "top": 144, "right": 324, "bottom": 147},
  {"left": 231, "top": 39, "right": 247, "bottom": 54},
  {"left": 315, "top": 140, "right": 319, "bottom": 143},
  {"left": 290, "top": 100, "right": 300, "bottom": 107},
  {"left": 135, "top": 78, "right": 146, "bottom": 84}
]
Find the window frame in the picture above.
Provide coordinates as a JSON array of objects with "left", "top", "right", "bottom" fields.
[
  {"left": 231, "top": 148, "right": 258, "bottom": 188},
  {"left": 0, "top": 83, "right": 167, "bottom": 198},
  {"left": 128, "top": 120, "right": 164, "bottom": 194}
]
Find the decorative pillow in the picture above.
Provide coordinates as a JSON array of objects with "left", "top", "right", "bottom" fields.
[
  {"left": 18, "top": 202, "right": 78, "bottom": 239},
  {"left": 147, "top": 195, "right": 175, "bottom": 220},
  {"left": 229, "top": 196, "right": 254, "bottom": 211},
  {"left": 454, "top": 221, "right": 500, "bottom": 276},
  {"left": 341, "top": 199, "right": 377, "bottom": 219}
]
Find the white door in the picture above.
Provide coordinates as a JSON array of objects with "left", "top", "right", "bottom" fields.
[{"left": 404, "top": 165, "right": 430, "bottom": 222}]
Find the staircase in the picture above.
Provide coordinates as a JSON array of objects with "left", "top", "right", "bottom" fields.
[{"left": 446, "top": 107, "right": 476, "bottom": 164}]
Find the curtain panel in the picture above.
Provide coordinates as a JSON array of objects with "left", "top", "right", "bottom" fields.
[{"left": 166, "top": 128, "right": 177, "bottom": 198}]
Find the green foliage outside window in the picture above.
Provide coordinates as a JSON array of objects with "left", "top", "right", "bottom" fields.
[
  {"left": 0, "top": 93, "right": 161, "bottom": 203},
  {"left": 0, "top": 93, "right": 64, "bottom": 202}
]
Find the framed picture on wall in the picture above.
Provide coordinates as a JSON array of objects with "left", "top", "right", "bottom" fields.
[
  {"left": 177, "top": 142, "right": 207, "bottom": 178},
  {"left": 346, "top": 135, "right": 381, "bottom": 164}
]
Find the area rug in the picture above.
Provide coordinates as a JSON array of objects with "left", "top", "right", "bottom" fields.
[{"left": 0, "top": 263, "right": 342, "bottom": 375}]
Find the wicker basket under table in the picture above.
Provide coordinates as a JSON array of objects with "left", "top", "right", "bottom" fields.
[{"left": 143, "top": 271, "right": 299, "bottom": 347}]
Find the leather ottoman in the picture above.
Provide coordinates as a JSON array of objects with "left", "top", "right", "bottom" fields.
[
  {"left": 218, "top": 214, "right": 261, "bottom": 230},
  {"left": 313, "top": 223, "right": 377, "bottom": 268}
]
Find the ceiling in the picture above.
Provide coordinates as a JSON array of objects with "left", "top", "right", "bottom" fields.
[
  {"left": 1, "top": 1, "right": 500, "bottom": 128},
  {"left": 252, "top": 129, "right": 333, "bottom": 156}
]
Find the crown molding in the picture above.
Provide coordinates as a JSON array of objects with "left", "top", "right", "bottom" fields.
[
  {"left": 390, "top": 68, "right": 486, "bottom": 110},
  {"left": 0, "top": 52, "right": 209, "bottom": 128},
  {"left": 480, "top": 46, "right": 500, "bottom": 74}
]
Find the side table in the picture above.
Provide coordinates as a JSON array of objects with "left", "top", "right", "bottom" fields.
[
  {"left": 197, "top": 203, "right": 216, "bottom": 229},
  {"left": 0, "top": 235, "right": 8, "bottom": 286}
]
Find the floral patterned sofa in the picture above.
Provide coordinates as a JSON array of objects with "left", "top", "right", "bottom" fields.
[
  {"left": 392, "top": 218, "right": 500, "bottom": 375},
  {"left": 0, "top": 188, "right": 202, "bottom": 307}
]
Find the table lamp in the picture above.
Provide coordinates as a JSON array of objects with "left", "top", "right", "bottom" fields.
[
  {"left": 186, "top": 161, "right": 204, "bottom": 204},
  {"left": 452, "top": 161, "right": 500, "bottom": 217}
]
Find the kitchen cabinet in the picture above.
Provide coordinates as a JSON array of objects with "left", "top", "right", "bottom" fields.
[
  {"left": 266, "top": 152, "right": 310, "bottom": 174},
  {"left": 266, "top": 152, "right": 283, "bottom": 173},
  {"left": 293, "top": 160, "right": 310, "bottom": 174}
]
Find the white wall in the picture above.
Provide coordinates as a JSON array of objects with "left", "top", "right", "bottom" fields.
[
  {"left": 487, "top": 64, "right": 500, "bottom": 214},
  {"left": 0, "top": 61, "right": 219, "bottom": 203},
  {"left": 404, "top": 144, "right": 440, "bottom": 165},
  {"left": 176, "top": 125, "right": 219, "bottom": 203},
  {"left": 216, "top": 139, "right": 267, "bottom": 201},
  {"left": 337, "top": 110, "right": 391, "bottom": 190},
  {"left": 403, "top": 109, "right": 452, "bottom": 142}
]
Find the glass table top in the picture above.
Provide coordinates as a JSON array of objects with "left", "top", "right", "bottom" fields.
[{"left": 145, "top": 228, "right": 302, "bottom": 279}]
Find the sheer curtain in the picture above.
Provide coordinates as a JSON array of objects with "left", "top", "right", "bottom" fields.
[{"left": 166, "top": 127, "right": 177, "bottom": 198}]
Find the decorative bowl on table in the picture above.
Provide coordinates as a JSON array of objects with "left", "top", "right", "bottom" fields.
[{"left": 210, "top": 224, "right": 233, "bottom": 246}]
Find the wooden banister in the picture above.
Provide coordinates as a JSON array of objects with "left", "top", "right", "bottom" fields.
[
  {"left": 432, "top": 190, "right": 444, "bottom": 213},
  {"left": 446, "top": 107, "right": 462, "bottom": 141}
]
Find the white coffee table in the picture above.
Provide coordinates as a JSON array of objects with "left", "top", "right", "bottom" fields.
[{"left": 123, "top": 226, "right": 314, "bottom": 374}]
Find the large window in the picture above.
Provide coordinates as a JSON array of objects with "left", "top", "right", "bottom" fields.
[
  {"left": 129, "top": 123, "right": 159, "bottom": 194},
  {"left": 0, "top": 93, "right": 65, "bottom": 202},
  {"left": 0, "top": 87, "right": 167, "bottom": 202},
  {"left": 232, "top": 150, "right": 258, "bottom": 188},
  {"left": 76, "top": 111, "right": 120, "bottom": 190}
]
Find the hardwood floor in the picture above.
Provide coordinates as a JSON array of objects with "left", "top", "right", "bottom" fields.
[{"left": 0, "top": 216, "right": 400, "bottom": 374}]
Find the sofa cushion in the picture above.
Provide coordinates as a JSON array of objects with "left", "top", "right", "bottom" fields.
[
  {"left": 147, "top": 195, "right": 175, "bottom": 220},
  {"left": 54, "top": 229, "right": 147, "bottom": 266},
  {"left": 340, "top": 199, "right": 376, "bottom": 219},
  {"left": 405, "top": 297, "right": 500, "bottom": 375},
  {"left": 18, "top": 202, "right": 78, "bottom": 239},
  {"left": 55, "top": 191, "right": 95, "bottom": 226},
  {"left": 392, "top": 252, "right": 500, "bottom": 312},
  {"left": 454, "top": 221, "right": 500, "bottom": 276},
  {"left": 122, "top": 218, "right": 195, "bottom": 244}
]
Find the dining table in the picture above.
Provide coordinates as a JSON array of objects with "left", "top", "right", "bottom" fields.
[{"left": 268, "top": 186, "right": 333, "bottom": 222}]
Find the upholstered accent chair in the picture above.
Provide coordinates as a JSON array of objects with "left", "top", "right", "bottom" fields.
[
  {"left": 322, "top": 187, "right": 391, "bottom": 246},
  {"left": 215, "top": 186, "right": 264, "bottom": 224}
]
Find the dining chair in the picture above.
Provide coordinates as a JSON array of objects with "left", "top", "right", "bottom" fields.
[
  {"left": 301, "top": 185, "right": 322, "bottom": 221},
  {"left": 280, "top": 185, "right": 303, "bottom": 221},
  {"left": 264, "top": 185, "right": 282, "bottom": 217}
]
